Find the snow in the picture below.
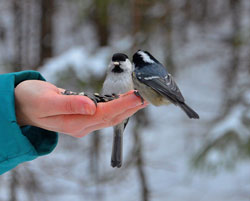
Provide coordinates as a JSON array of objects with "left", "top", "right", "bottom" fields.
[
  {"left": 210, "top": 105, "right": 250, "bottom": 141},
  {"left": 1, "top": 44, "right": 249, "bottom": 201},
  {"left": 1, "top": 40, "right": 248, "bottom": 201},
  {"left": 40, "top": 46, "right": 112, "bottom": 82},
  {"left": 1, "top": 1, "right": 250, "bottom": 200},
  {"left": 28, "top": 42, "right": 250, "bottom": 201}
]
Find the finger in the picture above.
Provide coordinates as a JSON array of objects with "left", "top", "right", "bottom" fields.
[
  {"left": 43, "top": 93, "right": 96, "bottom": 116},
  {"left": 37, "top": 101, "right": 147, "bottom": 136},
  {"left": 61, "top": 92, "right": 148, "bottom": 129},
  {"left": 37, "top": 91, "right": 148, "bottom": 134},
  {"left": 62, "top": 92, "right": 146, "bottom": 127},
  {"left": 96, "top": 91, "right": 147, "bottom": 118},
  {"left": 73, "top": 103, "right": 147, "bottom": 137}
]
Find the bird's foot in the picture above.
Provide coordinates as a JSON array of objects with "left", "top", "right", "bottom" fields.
[
  {"left": 111, "top": 160, "right": 122, "bottom": 168},
  {"left": 134, "top": 90, "right": 144, "bottom": 105}
]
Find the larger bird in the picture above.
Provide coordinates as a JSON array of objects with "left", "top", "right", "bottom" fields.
[
  {"left": 102, "top": 53, "right": 134, "bottom": 168},
  {"left": 132, "top": 50, "right": 199, "bottom": 119}
]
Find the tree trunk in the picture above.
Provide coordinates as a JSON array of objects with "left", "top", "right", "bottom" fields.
[
  {"left": 9, "top": 169, "right": 18, "bottom": 201},
  {"left": 133, "top": 110, "right": 150, "bottom": 201},
  {"left": 39, "top": 0, "right": 54, "bottom": 66},
  {"left": 11, "top": 0, "right": 23, "bottom": 71},
  {"left": 164, "top": 0, "right": 175, "bottom": 73},
  {"left": 92, "top": 0, "right": 110, "bottom": 46}
]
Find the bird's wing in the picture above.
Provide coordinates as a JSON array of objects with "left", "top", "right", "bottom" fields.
[{"left": 139, "top": 73, "right": 185, "bottom": 104}]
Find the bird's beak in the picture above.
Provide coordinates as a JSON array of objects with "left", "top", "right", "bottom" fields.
[{"left": 113, "top": 61, "right": 120, "bottom": 66}]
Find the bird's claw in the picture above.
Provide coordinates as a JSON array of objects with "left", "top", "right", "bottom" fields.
[{"left": 134, "top": 90, "right": 144, "bottom": 105}]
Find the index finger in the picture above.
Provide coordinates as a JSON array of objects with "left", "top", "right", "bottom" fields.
[
  {"left": 39, "top": 91, "right": 148, "bottom": 134},
  {"left": 68, "top": 91, "right": 148, "bottom": 128},
  {"left": 97, "top": 90, "right": 148, "bottom": 118}
]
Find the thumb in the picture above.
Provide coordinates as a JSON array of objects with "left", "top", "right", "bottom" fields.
[{"left": 49, "top": 94, "right": 96, "bottom": 115}]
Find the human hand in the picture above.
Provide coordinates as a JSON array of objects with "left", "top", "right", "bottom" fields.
[{"left": 15, "top": 80, "right": 148, "bottom": 137}]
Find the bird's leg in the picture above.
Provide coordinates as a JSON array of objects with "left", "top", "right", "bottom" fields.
[{"left": 134, "top": 90, "right": 144, "bottom": 105}]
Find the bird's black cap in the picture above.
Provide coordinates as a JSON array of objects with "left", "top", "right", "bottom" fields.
[
  {"left": 112, "top": 53, "right": 128, "bottom": 62},
  {"left": 132, "top": 50, "right": 159, "bottom": 67}
]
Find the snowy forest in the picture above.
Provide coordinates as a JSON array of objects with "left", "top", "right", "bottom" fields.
[{"left": 0, "top": 0, "right": 250, "bottom": 201}]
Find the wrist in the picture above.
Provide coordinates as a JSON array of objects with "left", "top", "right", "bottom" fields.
[{"left": 15, "top": 86, "right": 29, "bottom": 127}]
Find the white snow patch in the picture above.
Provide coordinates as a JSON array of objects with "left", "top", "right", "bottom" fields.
[
  {"left": 210, "top": 105, "right": 250, "bottom": 141},
  {"left": 39, "top": 46, "right": 112, "bottom": 83}
]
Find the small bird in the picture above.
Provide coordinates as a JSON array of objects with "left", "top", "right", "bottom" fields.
[
  {"left": 132, "top": 50, "right": 199, "bottom": 119},
  {"left": 102, "top": 53, "right": 134, "bottom": 167}
]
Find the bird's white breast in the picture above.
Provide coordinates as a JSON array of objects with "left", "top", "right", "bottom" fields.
[{"left": 102, "top": 72, "right": 133, "bottom": 95}]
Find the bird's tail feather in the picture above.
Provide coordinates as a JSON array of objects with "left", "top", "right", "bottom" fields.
[
  {"left": 179, "top": 103, "right": 199, "bottom": 119},
  {"left": 111, "top": 126, "right": 123, "bottom": 168}
]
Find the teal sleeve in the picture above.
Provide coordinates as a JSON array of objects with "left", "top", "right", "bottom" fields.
[{"left": 0, "top": 70, "right": 58, "bottom": 175}]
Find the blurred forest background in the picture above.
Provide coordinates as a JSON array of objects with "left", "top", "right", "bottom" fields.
[{"left": 0, "top": 0, "right": 250, "bottom": 201}]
